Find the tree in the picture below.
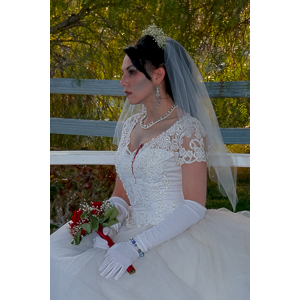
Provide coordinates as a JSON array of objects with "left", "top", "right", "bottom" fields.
[
  {"left": 50, "top": 0, "right": 250, "bottom": 150},
  {"left": 51, "top": 0, "right": 249, "bottom": 81},
  {"left": 50, "top": 1, "right": 250, "bottom": 222}
]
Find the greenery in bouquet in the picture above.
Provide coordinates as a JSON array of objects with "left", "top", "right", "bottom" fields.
[{"left": 69, "top": 200, "right": 119, "bottom": 245}]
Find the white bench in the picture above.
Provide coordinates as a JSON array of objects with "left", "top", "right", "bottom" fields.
[
  {"left": 50, "top": 150, "right": 249, "bottom": 167},
  {"left": 50, "top": 79, "right": 250, "bottom": 167}
]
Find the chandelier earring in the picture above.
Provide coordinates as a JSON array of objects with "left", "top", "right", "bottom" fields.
[{"left": 156, "top": 86, "right": 162, "bottom": 108}]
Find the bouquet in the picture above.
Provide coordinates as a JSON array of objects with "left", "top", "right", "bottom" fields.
[{"left": 68, "top": 200, "right": 136, "bottom": 274}]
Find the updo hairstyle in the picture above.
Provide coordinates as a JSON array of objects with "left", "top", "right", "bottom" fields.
[{"left": 124, "top": 35, "right": 173, "bottom": 100}]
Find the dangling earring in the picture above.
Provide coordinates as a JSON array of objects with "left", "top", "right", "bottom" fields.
[{"left": 156, "top": 86, "right": 162, "bottom": 108}]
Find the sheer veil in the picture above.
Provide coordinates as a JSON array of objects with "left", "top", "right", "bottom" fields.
[{"left": 113, "top": 37, "right": 238, "bottom": 211}]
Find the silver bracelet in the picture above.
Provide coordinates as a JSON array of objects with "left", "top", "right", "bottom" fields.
[{"left": 130, "top": 238, "right": 145, "bottom": 257}]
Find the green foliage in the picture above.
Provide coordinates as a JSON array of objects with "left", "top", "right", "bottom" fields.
[
  {"left": 72, "top": 230, "right": 82, "bottom": 245},
  {"left": 50, "top": 0, "right": 250, "bottom": 139},
  {"left": 50, "top": 1, "right": 250, "bottom": 229},
  {"left": 102, "top": 205, "right": 119, "bottom": 227},
  {"left": 50, "top": 93, "right": 123, "bottom": 150},
  {"left": 212, "top": 97, "right": 250, "bottom": 128},
  {"left": 50, "top": 0, "right": 250, "bottom": 81},
  {"left": 50, "top": 165, "right": 116, "bottom": 232}
]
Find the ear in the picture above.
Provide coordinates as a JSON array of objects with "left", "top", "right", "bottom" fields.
[{"left": 153, "top": 67, "right": 166, "bottom": 85}]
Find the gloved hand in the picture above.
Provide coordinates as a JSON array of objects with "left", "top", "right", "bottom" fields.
[
  {"left": 99, "top": 241, "right": 139, "bottom": 280},
  {"left": 92, "top": 231, "right": 109, "bottom": 250},
  {"left": 93, "top": 196, "right": 129, "bottom": 250},
  {"left": 93, "top": 225, "right": 116, "bottom": 248},
  {"left": 104, "top": 196, "right": 129, "bottom": 239},
  {"left": 102, "top": 226, "right": 117, "bottom": 239},
  {"left": 99, "top": 200, "right": 207, "bottom": 280}
]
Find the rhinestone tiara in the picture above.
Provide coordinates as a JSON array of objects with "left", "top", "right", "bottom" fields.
[{"left": 141, "top": 24, "right": 167, "bottom": 49}]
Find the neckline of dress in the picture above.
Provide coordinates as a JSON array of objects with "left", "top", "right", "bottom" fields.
[{"left": 126, "top": 113, "right": 184, "bottom": 154}]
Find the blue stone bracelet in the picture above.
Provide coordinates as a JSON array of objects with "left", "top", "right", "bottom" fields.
[{"left": 130, "top": 238, "right": 145, "bottom": 257}]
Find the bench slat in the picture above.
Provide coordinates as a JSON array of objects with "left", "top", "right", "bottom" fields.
[
  {"left": 50, "top": 118, "right": 249, "bottom": 144},
  {"left": 220, "top": 128, "right": 250, "bottom": 144},
  {"left": 50, "top": 118, "right": 117, "bottom": 138},
  {"left": 50, "top": 151, "right": 250, "bottom": 167},
  {"left": 50, "top": 78, "right": 250, "bottom": 98}
]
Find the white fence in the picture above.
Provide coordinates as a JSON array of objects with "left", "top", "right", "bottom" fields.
[{"left": 50, "top": 79, "right": 250, "bottom": 167}]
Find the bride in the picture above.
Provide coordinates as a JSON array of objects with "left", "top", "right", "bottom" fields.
[{"left": 50, "top": 25, "right": 250, "bottom": 300}]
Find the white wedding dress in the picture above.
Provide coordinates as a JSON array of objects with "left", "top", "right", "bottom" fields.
[{"left": 50, "top": 113, "right": 250, "bottom": 300}]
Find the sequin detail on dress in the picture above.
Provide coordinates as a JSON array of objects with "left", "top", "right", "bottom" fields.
[{"left": 115, "top": 113, "right": 207, "bottom": 228}]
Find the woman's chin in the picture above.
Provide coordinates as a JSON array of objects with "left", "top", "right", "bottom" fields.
[{"left": 127, "top": 97, "right": 139, "bottom": 106}]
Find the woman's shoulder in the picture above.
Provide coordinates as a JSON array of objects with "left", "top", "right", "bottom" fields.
[
  {"left": 176, "top": 114, "right": 206, "bottom": 137},
  {"left": 171, "top": 115, "right": 208, "bottom": 165}
]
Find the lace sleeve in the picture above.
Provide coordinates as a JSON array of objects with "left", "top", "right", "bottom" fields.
[{"left": 172, "top": 117, "right": 207, "bottom": 166}]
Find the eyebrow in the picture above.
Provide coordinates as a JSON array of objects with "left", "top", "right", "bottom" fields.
[{"left": 121, "top": 64, "right": 135, "bottom": 72}]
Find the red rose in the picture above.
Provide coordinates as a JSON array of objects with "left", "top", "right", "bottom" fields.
[
  {"left": 90, "top": 202, "right": 102, "bottom": 215},
  {"left": 71, "top": 209, "right": 83, "bottom": 223},
  {"left": 91, "top": 202, "right": 102, "bottom": 209}
]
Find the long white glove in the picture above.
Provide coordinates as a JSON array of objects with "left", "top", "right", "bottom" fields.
[
  {"left": 134, "top": 200, "right": 206, "bottom": 252},
  {"left": 99, "top": 200, "right": 207, "bottom": 280},
  {"left": 93, "top": 196, "right": 129, "bottom": 250}
]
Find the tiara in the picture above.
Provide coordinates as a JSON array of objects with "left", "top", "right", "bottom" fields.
[{"left": 141, "top": 24, "right": 167, "bottom": 49}]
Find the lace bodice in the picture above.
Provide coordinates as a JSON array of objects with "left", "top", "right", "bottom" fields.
[{"left": 115, "top": 113, "right": 207, "bottom": 228}]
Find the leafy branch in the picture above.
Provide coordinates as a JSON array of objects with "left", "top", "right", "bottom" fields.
[{"left": 50, "top": 5, "right": 90, "bottom": 35}]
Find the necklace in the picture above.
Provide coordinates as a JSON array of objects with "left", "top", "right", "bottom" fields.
[{"left": 140, "top": 105, "right": 177, "bottom": 130}]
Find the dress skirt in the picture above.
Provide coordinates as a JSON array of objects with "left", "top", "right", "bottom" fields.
[{"left": 50, "top": 208, "right": 250, "bottom": 300}]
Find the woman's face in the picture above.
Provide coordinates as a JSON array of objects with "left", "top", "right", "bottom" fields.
[{"left": 120, "top": 55, "right": 155, "bottom": 105}]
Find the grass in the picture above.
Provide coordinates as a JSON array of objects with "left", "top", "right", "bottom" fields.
[{"left": 206, "top": 167, "right": 250, "bottom": 212}]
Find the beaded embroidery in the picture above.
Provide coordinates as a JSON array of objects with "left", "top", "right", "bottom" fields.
[{"left": 115, "top": 113, "right": 207, "bottom": 228}]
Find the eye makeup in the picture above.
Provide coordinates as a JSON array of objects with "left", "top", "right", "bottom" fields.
[{"left": 121, "top": 64, "right": 136, "bottom": 73}]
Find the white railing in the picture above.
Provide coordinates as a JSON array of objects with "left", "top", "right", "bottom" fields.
[
  {"left": 50, "top": 150, "right": 250, "bottom": 167},
  {"left": 50, "top": 79, "right": 250, "bottom": 167}
]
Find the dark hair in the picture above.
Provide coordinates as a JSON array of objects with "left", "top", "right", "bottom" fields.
[{"left": 124, "top": 35, "right": 173, "bottom": 100}]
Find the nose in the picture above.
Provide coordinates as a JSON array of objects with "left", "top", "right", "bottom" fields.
[{"left": 120, "top": 74, "right": 126, "bottom": 87}]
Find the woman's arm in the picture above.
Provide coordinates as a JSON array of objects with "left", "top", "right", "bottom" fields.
[
  {"left": 181, "top": 161, "right": 207, "bottom": 207},
  {"left": 99, "top": 122, "right": 208, "bottom": 280},
  {"left": 99, "top": 162, "right": 207, "bottom": 280},
  {"left": 111, "top": 175, "right": 130, "bottom": 206}
]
